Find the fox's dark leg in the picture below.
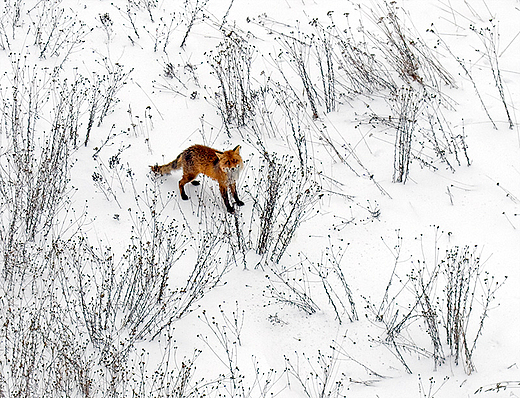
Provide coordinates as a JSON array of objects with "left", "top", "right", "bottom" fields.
[
  {"left": 179, "top": 172, "right": 198, "bottom": 200},
  {"left": 219, "top": 184, "right": 234, "bottom": 213},
  {"left": 230, "top": 183, "right": 244, "bottom": 207}
]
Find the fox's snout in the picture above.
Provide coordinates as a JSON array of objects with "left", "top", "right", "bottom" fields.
[{"left": 223, "top": 165, "right": 240, "bottom": 171}]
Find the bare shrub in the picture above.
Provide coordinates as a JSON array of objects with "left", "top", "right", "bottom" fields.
[
  {"left": 0, "top": 58, "right": 94, "bottom": 391},
  {"left": 371, "top": 234, "right": 505, "bottom": 374},
  {"left": 208, "top": 30, "right": 256, "bottom": 133},
  {"left": 266, "top": 264, "right": 319, "bottom": 316},
  {"left": 221, "top": 75, "right": 322, "bottom": 268},
  {"left": 0, "top": 0, "right": 22, "bottom": 50},
  {"left": 65, "top": 220, "right": 185, "bottom": 362},
  {"left": 285, "top": 347, "right": 345, "bottom": 398},
  {"left": 318, "top": 14, "right": 396, "bottom": 97},
  {"left": 410, "top": 263, "right": 445, "bottom": 370},
  {"left": 249, "top": 154, "right": 321, "bottom": 267},
  {"left": 28, "top": 0, "right": 89, "bottom": 60},
  {"left": 251, "top": 6, "right": 458, "bottom": 185},
  {"left": 91, "top": 141, "right": 132, "bottom": 207},
  {"left": 180, "top": 0, "right": 210, "bottom": 48},
  {"left": 67, "top": 194, "right": 230, "bottom": 355},
  {"left": 0, "top": 258, "right": 94, "bottom": 397},
  {"left": 391, "top": 87, "right": 423, "bottom": 183},
  {"left": 277, "top": 37, "right": 320, "bottom": 119},
  {"left": 265, "top": 247, "right": 357, "bottom": 324},
  {"left": 431, "top": 29, "right": 497, "bottom": 130},
  {"left": 197, "top": 305, "right": 287, "bottom": 397},
  {"left": 441, "top": 246, "right": 506, "bottom": 374},
  {"left": 362, "top": 85, "right": 468, "bottom": 182},
  {"left": 313, "top": 245, "right": 358, "bottom": 324},
  {"left": 470, "top": 22, "right": 514, "bottom": 129},
  {"left": 85, "top": 60, "right": 133, "bottom": 146},
  {"left": 0, "top": 59, "right": 80, "bottom": 255},
  {"left": 99, "top": 12, "right": 114, "bottom": 42},
  {"left": 312, "top": 22, "right": 337, "bottom": 113},
  {"left": 130, "top": 0, "right": 158, "bottom": 22},
  {"left": 139, "top": 346, "right": 203, "bottom": 398},
  {"left": 364, "top": 1, "right": 454, "bottom": 89}
]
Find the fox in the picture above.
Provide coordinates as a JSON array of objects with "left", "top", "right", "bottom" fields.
[{"left": 151, "top": 144, "right": 244, "bottom": 213}]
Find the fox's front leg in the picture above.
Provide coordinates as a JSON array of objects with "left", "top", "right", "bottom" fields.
[
  {"left": 219, "top": 184, "right": 235, "bottom": 213},
  {"left": 230, "top": 182, "right": 244, "bottom": 207}
]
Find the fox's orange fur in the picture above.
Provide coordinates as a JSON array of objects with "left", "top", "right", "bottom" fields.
[{"left": 151, "top": 144, "right": 244, "bottom": 213}]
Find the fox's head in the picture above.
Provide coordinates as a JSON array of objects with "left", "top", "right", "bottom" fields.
[{"left": 216, "top": 145, "right": 243, "bottom": 179}]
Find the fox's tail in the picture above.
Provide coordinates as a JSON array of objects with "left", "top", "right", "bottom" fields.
[{"left": 150, "top": 153, "right": 182, "bottom": 175}]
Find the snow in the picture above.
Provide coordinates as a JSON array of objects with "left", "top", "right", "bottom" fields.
[{"left": 0, "top": 0, "right": 519, "bottom": 396}]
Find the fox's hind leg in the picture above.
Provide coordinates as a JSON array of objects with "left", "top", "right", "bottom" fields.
[{"left": 179, "top": 172, "right": 198, "bottom": 200}]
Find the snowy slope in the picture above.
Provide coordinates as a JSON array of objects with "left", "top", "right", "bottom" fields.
[{"left": 0, "top": 0, "right": 518, "bottom": 397}]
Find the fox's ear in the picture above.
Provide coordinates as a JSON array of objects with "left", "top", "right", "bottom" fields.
[
  {"left": 233, "top": 145, "right": 241, "bottom": 153},
  {"left": 215, "top": 151, "right": 224, "bottom": 160}
]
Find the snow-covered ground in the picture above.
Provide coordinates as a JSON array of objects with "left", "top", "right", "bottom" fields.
[{"left": 0, "top": 0, "right": 518, "bottom": 396}]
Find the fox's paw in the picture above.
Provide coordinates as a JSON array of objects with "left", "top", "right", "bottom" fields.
[
  {"left": 236, "top": 200, "right": 244, "bottom": 207},
  {"left": 191, "top": 180, "right": 200, "bottom": 186},
  {"left": 181, "top": 193, "right": 189, "bottom": 200},
  {"left": 226, "top": 206, "right": 235, "bottom": 213}
]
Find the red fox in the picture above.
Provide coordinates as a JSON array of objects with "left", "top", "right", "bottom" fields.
[{"left": 151, "top": 144, "right": 244, "bottom": 213}]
